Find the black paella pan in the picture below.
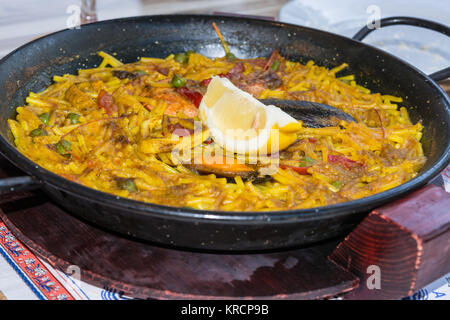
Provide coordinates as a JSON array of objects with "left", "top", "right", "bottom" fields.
[{"left": 0, "top": 15, "right": 449, "bottom": 251}]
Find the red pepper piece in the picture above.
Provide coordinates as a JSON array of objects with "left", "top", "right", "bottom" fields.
[
  {"left": 227, "top": 62, "right": 245, "bottom": 75},
  {"left": 279, "top": 165, "right": 310, "bottom": 175},
  {"left": 328, "top": 154, "right": 363, "bottom": 170},
  {"left": 263, "top": 50, "right": 281, "bottom": 71},
  {"left": 97, "top": 90, "right": 117, "bottom": 115},
  {"left": 176, "top": 87, "right": 203, "bottom": 107},
  {"left": 200, "top": 77, "right": 213, "bottom": 86},
  {"left": 200, "top": 73, "right": 231, "bottom": 86},
  {"left": 246, "top": 58, "right": 268, "bottom": 68}
]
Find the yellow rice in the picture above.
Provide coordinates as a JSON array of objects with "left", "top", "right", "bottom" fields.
[{"left": 8, "top": 51, "right": 426, "bottom": 211}]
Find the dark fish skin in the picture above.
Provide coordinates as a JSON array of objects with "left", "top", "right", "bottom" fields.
[{"left": 112, "top": 70, "right": 141, "bottom": 80}]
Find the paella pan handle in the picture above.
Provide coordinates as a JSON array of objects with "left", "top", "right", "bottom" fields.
[
  {"left": 0, "top": 176, "right": 41, "bottom": 194},
  {"left": 352, "top": 16, "right": 450, "bottom": 82}
]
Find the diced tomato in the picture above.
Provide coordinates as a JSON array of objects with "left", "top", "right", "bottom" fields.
[
  {"left": 97, "top": 90, "right": 117, "bottom": 115},
  {"left": 308, "top": 138, "right": 318, "bottom": 143},
  {"left": 279, "top": 165, "right": 310, "bottom": 175},
  {"left": 176, "top": 87, "right": 203, "bottom": 107},
  {"left": 200, "top": 73, "right": 231, "bottom": 86},
  {"left": 327, "top": 154, "right": 363, "bottom": 170},
  {"left": 200, "top": 78, "right": 213, "bottom": 86}
]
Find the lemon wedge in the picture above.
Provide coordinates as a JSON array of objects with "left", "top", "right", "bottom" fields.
[{"left": 199, "top": 76, "right": 302, "bottom": 155}]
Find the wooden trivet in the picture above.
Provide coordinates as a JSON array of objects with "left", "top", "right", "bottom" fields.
[{"left": 329, "top": 185, "right": 450, "bottom": 299}]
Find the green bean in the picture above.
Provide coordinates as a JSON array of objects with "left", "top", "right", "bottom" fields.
[
  {"left": 331, "top": 181, "right": 343, "bottom": 190},
  {"left": 60, "top": 139, "right": 72, "bottom": 151},
  {"left": 117, "top": 178, "right": 137, "bottom": 192},
  {"left": 298, "top": 156, "right": 316, "bottom": 167},
  {"left": 67, "top": 113, "right": 81, "bottom": 124},
  {"left": 38, "top": 113, "right": 50, "bottom": 125},
  {"left": 135, "top": 70, "right": 148, "bottom": 75},
  {"left": 30, "top": 128, "right": 48, "bottom": 137},
  {"left": 55, "top": 139, "right": 71, "bottom": 158}
]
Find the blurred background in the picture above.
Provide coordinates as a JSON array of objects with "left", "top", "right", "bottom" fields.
[
  {"left": 0, "top": 0, "right": 448, "bottom": 81},
  {"left": 0, "top": 0, "right": 287, "bottom": 58}
]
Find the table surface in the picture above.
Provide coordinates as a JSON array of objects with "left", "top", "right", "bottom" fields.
[{"left": 0, "top": 0, "right": 448, "bottom": 300}]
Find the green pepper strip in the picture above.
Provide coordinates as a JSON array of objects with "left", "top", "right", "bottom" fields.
[
  {"left": 38, "top": 113, "right": 50, "bottom": 125},
  {"left": 67, "top": 113, "right": 81, "bottom": 124},
  {"left": 271, "top": 60, "right": 280, "bottom": 71},
  {"left": 30, "top": 128, "right": 48, "bottom": 137},
  {"left": 117, "top": 178, "right": 137, "bottom": 192}
]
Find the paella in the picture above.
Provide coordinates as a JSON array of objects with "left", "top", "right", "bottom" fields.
[{"left": 8, "top": 32, "right": 426, "bottom": 211}]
